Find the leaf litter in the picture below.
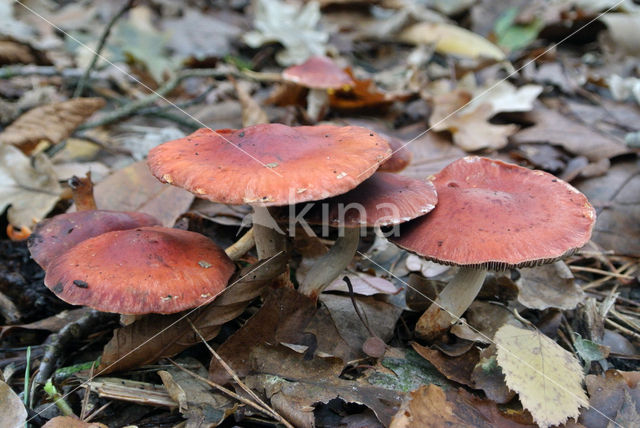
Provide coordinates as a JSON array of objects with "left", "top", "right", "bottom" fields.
[{"left": 0, "top": 1, "right": 639, "bottom": 427}]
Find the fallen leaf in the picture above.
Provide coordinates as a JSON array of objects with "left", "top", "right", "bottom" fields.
[
  {"left": 512, "top": 106, "right": 630, "bottom": 161},
  {"left": 493, "top": 7, "right": 544, "bottom": 51},
  {"left": 468, "top": 81, "right": 543, "bottom": 115},
  {"left": 398, "top": 21, "right": 506, "bottom": 60},
  {"left": 0, "top": 307, "right": 91, "bottom": 339},
  {"left": 0, "top": 98, "right": 105, "bottom": 153},
  {"left": 580, "top": 370, "right": 640, "bottom": 428},
  {"left": 576, "top": 158, "right": 640, "bottom": 255},
  {"left": 600, "top": 13, "right": 640, "bottom": 55},
  {"left": 0, "top": 379, "right": 27, "bottom": 428},
  {"left": 233, "top": 79, "right": 269, "bottom": 127},
  {"left": 162, "top": 8, "right": 244, "bottom": 61},
  {"left": 517, "top": 261, "right": 585, "bottom": 310},
  {"left": 42, "top": 416, "right": 107, "bottom": 428},
  {"left": 0, "top": 0, "right": 36, "bottom": 42},
  {"left": 98, "top": 255, "right": 287, "bottom": 374},
  {"left": 0, "top": 145, "right": 62, "bottom": 228},
  {"left": 412, "top": 342, "right": 480, "bottom": 387},
  {"left": 429, "top": 90, "right": 518, "bottom": 151},
  {"left": 495, "top": 324, "right": 588, "bottom": 428},
  {"left": 574, "top": 333, "right": 610, "bottom": 368},
  {"left": 329, "top": 68, "right": 410, "bottom": 112},
  {"left": 243, "top": 0, "right": 328, "bottom": 65},
  {"left": 0, "top": 40, "right": 36, "bottom": 64},
  {"left": 389, "top": 384, "right": 493, "bottom": 428},
  {"left": 471, "top": 346, "right": 516, "bottom": 404},
  {"left": 112, "top": 126, "right": 185, "bottom": 161},
  {"left": 90, "top": 161, "right": 194, "bottom": 227},
  {"left": 324, "top": 272, "right": 400, "bottom": 295},
  {"left": 166, "top": 358, "right": 236, "bottom": 426},
  {"left": 451, "top": 301, "right": 522, "bottom": 344}
]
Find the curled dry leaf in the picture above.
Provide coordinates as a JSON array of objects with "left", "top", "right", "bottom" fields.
[
  {"left": 580, "top": 369, "right": 640, "bottom": 428},
  {"left": 398, "top": 21, "right": 505, "bottom": 61},
  {"left": 494, "top": 324, "right": 588, "bottom": 428},
  {"left": 411, "top": 342, "right": 480, "bottom": 387},
  {"left": 0, "top": 98, "right": 105, "bottom": 153},
  {"left": 0, "top": 144, "right": 62, "bottom": 228},
  {"left": 517, "top": 261, "right": 585, "bottom": 310},
  {"left": 98, "top": 254, "right": 287, "bottom": 374}
]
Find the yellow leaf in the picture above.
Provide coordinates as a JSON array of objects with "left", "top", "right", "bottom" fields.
[
  {"left": 398, "top": 22, "right": 505, "bottom": 61},
  {"left": 495, "top": 324, "right": 588, "bottom": 428}
]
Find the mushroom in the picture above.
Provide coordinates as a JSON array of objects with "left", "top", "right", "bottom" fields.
[
  {"left": 390, "top": 156, "right": 596, "bottom": 339},
  {"left": 147, "top": 123, "right": 391, "bottom": 259},
  {"left": 282, "top": 56, "right": 354, "bottom": 122},
  {"left": 27, "top": 210, "right": 160, "bottom": 269},
  {"left": 377, "top": 133, "right": 412, "bottom": 173},
  {"left": 286, "top": 172, "right": 438, "bottom": 298},
  {"left": 44, "top": 226, "right": 235, "bottom": 315}
]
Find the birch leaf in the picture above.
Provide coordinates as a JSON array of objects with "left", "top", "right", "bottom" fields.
[{"left": 495, "top": 324, "right": 588, "bottom": 428}]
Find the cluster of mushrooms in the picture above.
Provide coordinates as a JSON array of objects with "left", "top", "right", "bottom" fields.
[{"left": 27, "top": 57, "right": 597, "bottom": 342}]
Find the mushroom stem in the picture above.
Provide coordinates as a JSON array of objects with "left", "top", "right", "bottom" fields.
[
  {"left": 298, "top": 227, "right": 360, "bottom": 299},
  {"left": 306, "top": 88, "right": 329, "bottom": 122},
  {"left": 225, "top": 227, "right": 255, "bottom": 261},
  {"left": 252, "top": 206, "right": 288, "bottom": 259},
  {"left": 415, "top": 266, "right": 488, "bottom": 340}
]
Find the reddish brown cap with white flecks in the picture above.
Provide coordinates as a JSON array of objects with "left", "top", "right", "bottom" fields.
[
  {"left": 282, "top": 56, "right": 354, "bottom": 89},
  {"left": 391, "top": 156, "right": 596, "bottom": 270},
  {"left": 147, "top": 124, "right": 391, "bottom": 206},
  {"left": 44, "top": 226, "right": 235, "bottom": 315},
  {"left": 284, "top": 172, "right": 437, "bottom": 227},
  {"left": 28, "top": 210, "right": 160, "bottom": 269},
  {"left": 377, "top": 134, "right": 412, "bottom": 172}
]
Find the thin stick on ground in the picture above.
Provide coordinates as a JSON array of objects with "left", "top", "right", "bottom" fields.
[
  {"left": 73, "top": 0, "right": 136, "bottom": 97},
  {"left": 187, "top": 319, "right": 294, "bottom": 428},
  {"left": 167, "top": 359, "right": 284, "bottom": 423}
]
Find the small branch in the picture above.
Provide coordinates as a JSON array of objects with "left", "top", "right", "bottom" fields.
[
  {"left": 34, "top": 311, "right": 117, "bottom": 386},
  {"left": 74, "top": 0, "right": 136, "bottom": 97}
]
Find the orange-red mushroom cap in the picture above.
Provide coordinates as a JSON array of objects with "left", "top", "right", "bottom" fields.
[
  {"left": 391, "top": 157, "right": 596, "bottom": 270},
  {"left": 286, "top": 172, "right": 437, "bottom": 227},
  {"left": 147, "top": 124, "right": 391, "bottom": 206},
  {"left": 282, "top": 56, "right": 354, "bottom": 90},
  {"left": 28, "top": 210, "right": 160, "bottom": 269},
  {"left": 44, "top": 226, "right": 235, "bottom": 315}
]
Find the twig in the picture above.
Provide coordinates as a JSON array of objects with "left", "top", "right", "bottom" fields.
[
  {"left": 78, "top": 68, "right": 231, "bottom": 129},
  {"left": 570, "top": 265, "right": 634, "bottom": 279},
  {"left": 187, "top": 320, "right": 294, "bottom": 428},
  {"left": 141, "top": 110, "right": 200, "bottom": 131},
  {"left": 74, "top": 0, "right": 135, "bottom": 97},
  {"left": 167, "top": 359, "right": 277, "bottom": 420},
  {"left": 34, "top": 311, "right": 117, "bottom": 386}
]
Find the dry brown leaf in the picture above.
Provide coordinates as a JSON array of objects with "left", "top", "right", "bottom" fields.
[
  {"left": 412, "top": 342, "right": 480, "bottom": 387},
  {"left": 329, "top": 68, "right": 410, "bottom": 111},
  {"left": 0, "top": 40, "right": 36, "bottom": 64},
  {"left": 42, "top": 416, "right": 107, "bottom": 428},
  {"left": 0, "top": 98, "right": 105, "bottom": 153},
  {"left": 580, "top": 370, "right": 640, "bottom": 428},
  {"left": 471, "top": 345, "right": 515, "bottom": 404},
  {"left": 90, "top": 161, "right": 194, "bottom": 227},
  {"left": 577, "top": 159, "right": 640, "bottom": 256},
  {"left": 0, "top": 379, "right": 27, "bottom": 428},
  {"left": 0, "top": 144, "right": 62, "bottom": 228},
  {"left": 495, "top": 324, "right": 588, "bottom": 428},
  {"left": 98, "top": 255, "right": 287, "bottom": 374},
  {"left": 512, "top": 106, "right": 630, "bottom": 162},
  {"left": 232, "top": 78, "right": 269, "bottom": 127},
  {"left": 517, "top": 261, "right": 585, "bottom": 310}
]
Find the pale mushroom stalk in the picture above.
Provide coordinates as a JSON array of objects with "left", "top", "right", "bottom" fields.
[
  {"left": 298, "top": 227, "right": 360, "bottom": 299},
  {"left": 306, "top": 89, "right": 329, "bottom": 123},
  {"left": 252, "top": 205, "right": 288, "bottom": 259},
  {"left": 416, "top": 266, "right": 487, "bottom": 337}
]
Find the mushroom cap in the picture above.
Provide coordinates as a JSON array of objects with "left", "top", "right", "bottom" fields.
[
  {"left": 377, "top": 134, "right": 412, "bottom": 173},
  {"left": 282, "top": 56, "right": 354, "bottom": 89},
  {"left": 282, "top": 172, "right": 437, "bottom": 227},
  {"left": 391, "top": 156, "right": 596, "bottom": 270},
  {"left": 44, "top": 226, "right": 235, "bottom": 315},
  {"left": 28, "top": 210, "right": 160, "bottom": 269},
  {"left": 147, "top": 124, "right": 391, "bottom": 206}
]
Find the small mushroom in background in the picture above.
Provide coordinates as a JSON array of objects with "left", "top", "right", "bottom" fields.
[
  {"left": 147, "top": 123, "right": 391, "bottom": 261},
  {"left": 282, "top": 56, "right": 354, "bottom": 122},
  {"left": 44, "top": 226, "right": 235, "bottom": 315},
  {"left": 28, "top": 210, "right": 160, "bottom": 269},
  {"left": 284, "top": 172, "right": 437, "bottom": 298},
  {"left": 390, "top": 156, "right": 596, "bottom": 340}
]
